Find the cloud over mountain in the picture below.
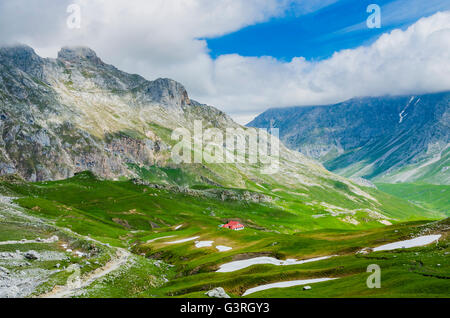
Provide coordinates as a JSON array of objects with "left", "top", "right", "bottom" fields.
[{"left": 0, "top": 1, "right": 449, "bottom": 123}]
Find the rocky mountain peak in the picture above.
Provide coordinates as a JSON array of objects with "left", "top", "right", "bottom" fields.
[
  {"left": 57, "top": 46, "right": 103, "bottom": 65},
  {"left": 140, "top": 77, "right": 191, "bottom": 108},
  {"left": 0, "top": 44, "right": 44, "bottom": 78},
  {"left": 0, "top": 44, "right": 38, "bottom": 58}
]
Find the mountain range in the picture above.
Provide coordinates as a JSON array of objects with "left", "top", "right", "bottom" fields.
[
  {"left": 248, "top": 93, "right": 450, "bottom": 184},
  {"left": 0, "top": 44, "right": 443, "bottom": 227},
  {"left": 0, "top": 44, "right": 448, "bottom": 299}
]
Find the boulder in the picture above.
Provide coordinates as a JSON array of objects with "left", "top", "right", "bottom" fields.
[
  {"left": 358, "top": 247, "right": 373, "bottom": 255},
  {"left": 205, "top": 287, "right": 231, "bottom": 299},
  {"left": 24, "top": 251, "right": 39, "bottom": 260}
]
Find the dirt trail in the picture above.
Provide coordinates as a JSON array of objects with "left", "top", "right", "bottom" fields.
[
  {"left": 1, "top": 195, "right": 133, "bottom": 298},
  {"left": 40, "top": 248, "right": 131, "bottom": 298}
]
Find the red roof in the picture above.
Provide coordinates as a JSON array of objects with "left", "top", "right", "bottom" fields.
[{"left": 222, "top": 221, "right": 245, "bottom": 230}]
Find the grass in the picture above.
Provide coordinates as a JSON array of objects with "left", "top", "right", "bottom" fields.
[
  {"left": 0, "top": 171, "right": 448, "bottom": 298},
  {"left": 138, "top": 220, "right": 449, "bottom": 298},
  {"left": 77, "top": 255, "right": 176, "bottom": 298},
  {"left": 247, "top": 240, "right": 450, "bottom": 298},
  {"left": 377, "top": 183, "right": 450, "bottom": 216}
]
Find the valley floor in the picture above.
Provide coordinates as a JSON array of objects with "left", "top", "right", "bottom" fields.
[{"left": 0, "top": 174, "right": 448, "bottom": 298}]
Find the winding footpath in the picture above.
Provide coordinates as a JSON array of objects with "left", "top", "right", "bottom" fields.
[
  {"left": 40, "top": 247, "right": 131, "bottom": 298},
  {"left": 0, "top": 195, "right": 132, "bottom": 298}
]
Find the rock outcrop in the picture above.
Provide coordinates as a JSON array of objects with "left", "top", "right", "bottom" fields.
[{"left": 205, "top": 287, "right": 230, "bottom": 298}]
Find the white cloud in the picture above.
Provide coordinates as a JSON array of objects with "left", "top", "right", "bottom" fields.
[
  {"left": 0, "top": 1, "right": 449, "bottom": 124},
  {"left": 337, "top": 0, "right": 450, "bottom": 35},
  {"left": 0, "top": 0, "right": 293, "bottom": 105},
  {"left": 201, "top": 11, "right": 450, "bottom": 121}
]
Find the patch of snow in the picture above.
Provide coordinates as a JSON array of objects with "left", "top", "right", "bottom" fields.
[
  {"left": 399, "top": 111, "right": 406, "bottom": 123},
  {"left": 399, "top": 96, "right": 415, "bottom": 123},
  {"left": 195, "top": 241, "right": 214, "bottom": 248},
  {"left": 242, "top": 278, "right": 338, "bottom": 296},
  {"left": 217, "top": 255, "right": 335, "bottom": 273},
  {"left": 146, "top": 235, "right": 176, "bottom": 243},
  {"left": 166, "top": 236, "right": 200, "bottom": 244},
  {"left": 216, "top": 245, "right": 232, "bottom": 252},
  {"left": 373, "top": 235, "right": 441, "bottom": 252}
]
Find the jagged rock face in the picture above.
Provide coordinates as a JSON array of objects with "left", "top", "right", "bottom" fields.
[
  {"left": 0, "top": 45, "right": 248, "bottom": 183},
  {"left": 134, "top": 179, "right": 273, "bottom": 203},
  {"left": 0, "top": 45, "right": 197, "bottom": 181},
  {"left": 248, "top": 93, "right": 450, "bottom": 184},
  {"left": 0, "top": 45, "right": 45, "bottom": 80},
  {"left": 0, "top": 44, "right": 385, "bottom": 214},
  {"left": 139, "top": 78, "right": 192, "bottom": 110},
  {"left": 58, "top": 46, "right": 103, "bottom": 65}
]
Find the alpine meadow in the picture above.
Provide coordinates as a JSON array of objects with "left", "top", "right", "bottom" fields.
[{"left": 0, "top": 0, "right": 449, "bottom": 305}]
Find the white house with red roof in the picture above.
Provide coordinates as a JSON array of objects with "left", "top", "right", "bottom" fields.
[{"left": 221, "top": 221, "right": 245, "bottom": 231}]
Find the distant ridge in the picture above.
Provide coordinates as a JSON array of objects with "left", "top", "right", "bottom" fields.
[{"left": 248, "top": 92, "right": 450, "bottom": 184}]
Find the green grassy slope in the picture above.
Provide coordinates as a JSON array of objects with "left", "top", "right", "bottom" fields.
[
  {"left": 134, "top": 219, "right": 449, "bottom": 298},
  {"left": 1, "top": 172, "right": 442, "bottom": 242},
  {"left": 247, "top": 239, "right": 450, "bottom": 298},
  {"left": 377, "top": 183, "right": 450, "bottom": 216},
  {"left": 0, "top": 172, "right": 448, "bottom": 298}
]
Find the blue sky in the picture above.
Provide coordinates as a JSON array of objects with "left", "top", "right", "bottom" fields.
[
  {"left": 3, "top": 0, "right": 450, "bottom": 124},
  {"left": 206, "top": 0, "right": 450, "bottom": 61}
]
